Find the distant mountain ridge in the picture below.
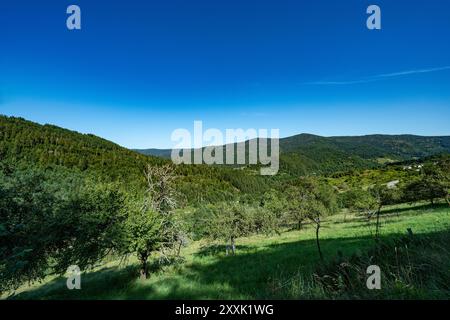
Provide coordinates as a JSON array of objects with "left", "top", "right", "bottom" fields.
[
  {"left": 135, "top": 133, "right": 450, "bottom": 175},
  {"left": 1, "top": 114, "right": 449, "bottom": 178},
  {"left": 135, "top": 133, "right": 450, "bottom": 159}
]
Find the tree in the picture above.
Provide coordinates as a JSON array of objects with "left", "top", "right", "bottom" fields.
[
  {"left": 403, "top": 179, "right": 438, "bottom": 205},
  {"left": 261, "top": 189, "right": 290, "bottom": 230},
  {"left": 249, "top": 204, "right": 280, "bottom": 236},
  {"left": 207, "top": 202, "right": 254, "bottom": 255},
  {"left": 143, "top": 164, "right": 178, "bottom": 215},
  {"left": 421, "top": 163, "right": 448, "bottom": 205},
  {"left": 369, "top": 184, "right": 400, "bottom": 240},
  {"left": 403, "top": 163, "right": 447, "bottom": 205},
  {"left": 340, "top": 188, "right": 377, "bottom": 222},
  {"left": 293, "top": 178, "right": 337, "bottom": 260},
  {"left": 122, "top": 164, "right": 180, "bottom": 279},
  {"left": 441, "top": 157, "right": 450, "bottom": 206},
  {"left": 0, "top": 167, "right": 61, "bottom": 292},
  {"left": 0, "top": 166, "right": 127, "bottom": 292},
  {"left": 304, "top": 197, "right": 328, "bottom": 261},
  {"left": 52, "top": 180, "right": 127, "bottom": 274},
  {"left": 285, "top": 187, "right": 309, "bottom": 230},
  {"left": 124, "top": 200, "right": 166, "bottom": 280}
]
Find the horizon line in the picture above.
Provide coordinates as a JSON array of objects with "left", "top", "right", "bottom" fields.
[{"left": 2, "top": 113, "right": 450, "bottom": 150}]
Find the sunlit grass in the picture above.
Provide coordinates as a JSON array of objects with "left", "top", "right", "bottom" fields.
[{"left": 6, "top": 202, "right": 450, "bottom": 300}]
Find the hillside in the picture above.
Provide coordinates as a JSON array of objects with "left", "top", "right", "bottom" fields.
[
  {"left": 0, "top": 115, "right": 273, "bottom": 203},
  {"left": 282, "top": 133, "right": 450, "bottom": 160},
  {"left": 3, "top": 114, "right": 449, "bottom": 181},
  {"left": 2, "top": 114, "right": 450, "bottom": 301},
  {"left": 135, "top": 133, "right": 450, "bottom": 175},
  {"left": 0, "top": 115, "right": 165, "bottom": 181}
]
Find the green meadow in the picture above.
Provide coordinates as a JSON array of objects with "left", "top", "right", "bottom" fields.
[{"left": 8, "top": 202, "right": 450, "bottom": 300}]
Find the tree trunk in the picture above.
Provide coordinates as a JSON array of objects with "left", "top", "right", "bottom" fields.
[
  {"left": 139, "top": 255, "right": 149, "bottom": 280},
  {"left": 446, "top": 194, "right": 450, "bottom": 206},
  {"left": 297, "top": 220, "right": 302, "bottom": 230},
  {"left": 231, "top": 237, "right": 236, "bottom": 256},
  {"left": 177, "top": 239, "right": 182, "bottom": 257},
  {"left": 315, "top": 220, "right": 323, "bottom": 261},
  {"left": 375, "top": 205, "right": 382, "bottom": 241}
]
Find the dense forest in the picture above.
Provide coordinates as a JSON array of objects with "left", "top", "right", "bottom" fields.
[{"left": 0, "top": 115, "right": 275, "bottom": 204}]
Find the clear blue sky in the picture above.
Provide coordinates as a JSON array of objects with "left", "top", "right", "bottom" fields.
[{"left": 1, "top": 0, "right": 450, "bottom": 148}]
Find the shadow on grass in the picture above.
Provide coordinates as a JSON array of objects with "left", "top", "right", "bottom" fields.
[
  {"left": 195, "top": 244, "right": 253, "bottom": 257},
  {"left": 10, "top": 265, "right": 141, "bottom": 300},
  {"left": 9, "top": 197, "right": 450, "bottom": 300},
  {"left": 14, "top": 228, "right": 448, "bottom": 300},
  {"left": 380, "top": 202, "right": 447, "bottom": 215}
]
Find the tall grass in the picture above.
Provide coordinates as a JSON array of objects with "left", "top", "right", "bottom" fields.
[{"left": 273, "top": 229, "right": 450, "bottom": 299}]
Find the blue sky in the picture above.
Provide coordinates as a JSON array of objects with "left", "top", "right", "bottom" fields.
[{"left": 1, "top": 0, "right": 450, "bottom": 148}]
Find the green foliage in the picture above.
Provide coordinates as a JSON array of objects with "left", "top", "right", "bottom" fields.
[
  {"left": 277, "top": 133, "right": 450, "bottom": 175},
  {"left": 203, "top": 201, "right": 279, "bottom": 255},
  {"left": 369, "top": 184, "right": 402, "bottom": 208},
  {"left": 0, "top": 166, "right": 127, "bottom": 292},
  {"left": 0, "top": 115, "right": 277, "bottom": 204},
  {"left": 0, "top": 166, "right": 67, "bottom": 291},
  {"left": 261, "top": 189, "right": 290, "bottom": 227},
  {"left": 121, "top": 165, "right": 181, "bottom": 279},
  {"left": 291, "top": 177, "right": 338, "bottom": 215},
  {"left": 123, "top": 201, "right": 166, "bottom": 278},
  {"left": 403, "top": 162, "right": 449, "bottom": 205},
  {"left": 339, "top": 188, "right": 377, "bottom": 215},
  {"left": 283, "top": 187, "right": 310, "bottom": 229},
  {"left": 52, "top": 181, "right": 127, "bottom": 274},
  {"left": 207, "top": 203, "right": 254, "bottom": 241},
  {"left": 0, "top": 115, "right": 164, "bottom": 184},
  {"left": 335, "top": 155, "right": 450, "bottom": 220}
]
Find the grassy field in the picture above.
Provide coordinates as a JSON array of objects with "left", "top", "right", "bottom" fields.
[{"left": 5, "top": 202, "right": 450, "bottom": 300}]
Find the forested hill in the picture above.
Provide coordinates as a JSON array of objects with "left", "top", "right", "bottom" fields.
[
  {"left": 0, "top": 115, "right": 272, "bottom": 203},
  {"left": 2, "top": 114, "right": 450, "bottom": 185},
  {"left": 0, "top": 115, "right": 165, "bottom": 181},
  {"left": 281, "top": 133, "right": 450, "bottom": 160},
  {"left": 136, "top": 133, "right": 450, "bottom": 175},
  {"left": 280, "top": 133, "right": 450, "bottom": 174}
]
